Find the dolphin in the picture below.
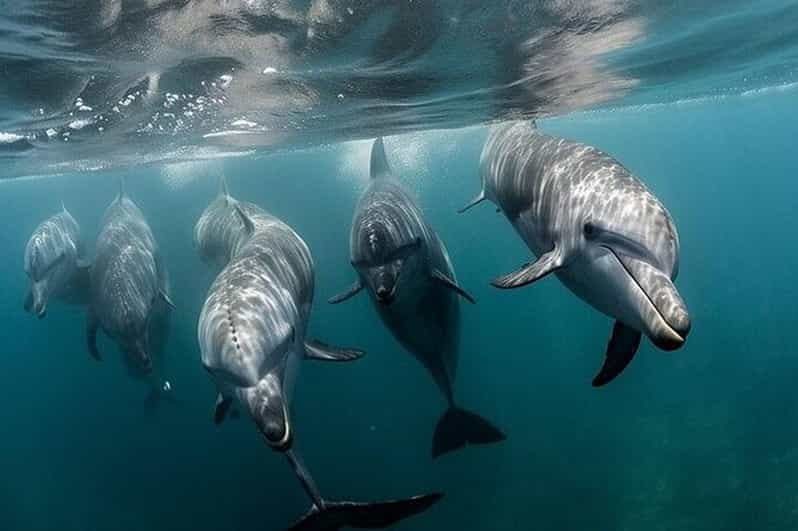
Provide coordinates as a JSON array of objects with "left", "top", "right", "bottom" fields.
[
  {"left": 330, "top": 138, "right": 506, "bottom": 458},
  {"left": 196, "top": 185, "right": 442, "bottom": 531},
  {"left": 461, "top": 120, "right": 691, "bottom": 386},
  {"left": 23, "top": 204, "right": 90, "bottom": 318},
  {"left": 86, "top": 179, "right": 174, "bottom": 389}
]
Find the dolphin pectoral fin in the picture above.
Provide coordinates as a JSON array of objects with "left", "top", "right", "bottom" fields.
[
  {"left": 234, "top": 204, "right": 255, "bottom": 235},
  {"left": 430, "top": 268, "right": 475, "bottom": 304},
  {"left": 158, "top": 289, "right": 176, "bottom": 310},
  {"left": 592, "top": 321, "right": 642, "bottom": 387},
  {"left": 23, "top": 289, "right": 33, "bottom": 313},
  {"left": 304, "top": 340, "right": 365, "bottom": 362},
  {"left": 214, "top": 393, "right": 233, "bottom": 424},
  {"left": 457, "top": 190, "right": 486, "bottom": 214},
  {"left": 86, "top": 309, "right": 101, "bottom": 361},
  {"left": 491, "top": 248, "right": 563, "bottom": 289},
  {"left": 328, "top": 280, "right": 363, "bottom": 304}
]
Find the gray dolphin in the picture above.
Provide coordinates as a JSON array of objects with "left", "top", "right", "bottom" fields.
[
  {"left": 196, "top": 184, "right": 442, "bottom": 531},
  {"left": 330, "top": 138, "right": 505, "bottom": 458},
  {"left": 86, "top": 179, "right": 174, "bottom": 386},
  {"left": 461, "top": 121, "right": 691, "bottom": 386},
  {"left": 23, "top": 204, "right": 90, "bottom": 318}
]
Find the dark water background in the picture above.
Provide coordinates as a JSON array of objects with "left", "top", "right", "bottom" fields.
[{"left": 1, "top": 85, "right": 797, "bottom": 530}]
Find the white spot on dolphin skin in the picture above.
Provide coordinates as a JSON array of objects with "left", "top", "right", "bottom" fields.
[
  {"left": 163, "top": 381, "right": 171, "bottom": 392},
  {"left": 219, "top": 75, "right": 233, "bottom": 89},
  {"left": 262, "top": 67, "right": 278, "bottom": 75}
]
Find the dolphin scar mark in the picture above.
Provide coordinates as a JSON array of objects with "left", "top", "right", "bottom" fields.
[{"left": 227, "top": 305, "right": 240, "bottom": 350}]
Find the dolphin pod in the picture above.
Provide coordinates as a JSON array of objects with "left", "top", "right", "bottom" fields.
[
  {"left": 462, "top": 120, "right": 691, "bottom": 385},
  {"left": 85, "top": 179, "right": 175, "bottom": 401},
  {"left": 195, "top": 181, "right": 442, "bottom": 531},
  {"left": 20, "top": 121, "right": 692, "bottom": 529},
  {"left": 23, "top": 203, "right": 90, "bottom": 318},
  {"left": 330, "top": 138, "right": 506, "bottom": 458}
]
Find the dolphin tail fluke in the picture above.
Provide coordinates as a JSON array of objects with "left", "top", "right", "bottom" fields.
[
  {"left": 288, "top": 494, "right": 443, "bottom": 531},
  {"left": 457, "top": 190, "right": 486, "bottom": 214},
  {"left": 432, "top": 406, "right": 506, "bottom": 458}
]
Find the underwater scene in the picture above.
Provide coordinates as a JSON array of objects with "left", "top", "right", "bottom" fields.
[{"left": 2, "top": 1, "right": 798, "bottom": 530}]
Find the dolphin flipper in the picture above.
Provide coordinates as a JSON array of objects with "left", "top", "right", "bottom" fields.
[
  {"left": 159, "top": 289, "right": 176, "bottom": 310},
  {"left": 214, "top": 393, "right": 233, "bottom": 424},
  {"left": 491, "top": 248, "right": 563, "bottom": 289},
  {"left": 304, "top": 340, "right": 364, "bottom": 362},
  {"left": 328, "top": 280, "right": 363, "bottom": 304},
  {"left": 23, "top": 289, "right": 33, "bottom": 313},
  {"left": 86, "top": 309, "right": 101, "bottom": 361},
  {"left": 457, "top": 190, "right": 486, "bottom": 214},
  {"left": 432, "top": 406, "right": 506, "bottom": 458},
  {"left": 430, "top": 268, "right": 475, "bottom": 304},
  {"left": 592, "top": 321, "right": 642, "bottom": 387}
]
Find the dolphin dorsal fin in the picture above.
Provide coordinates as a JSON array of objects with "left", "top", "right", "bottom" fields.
[
  {"left": 234, "top": 204, "right": 255, "bottom": 235},
  {"left": 218, "top": 176, "right": 230, "bottom": 202},
  {"left": 370, "top": 137, "right": 391, "bottom": 179},
  {"left": 117, "top": 177, "right": 127, "bottom": 201}
]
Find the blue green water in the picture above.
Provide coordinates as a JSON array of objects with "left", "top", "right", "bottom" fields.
[{"left": 2, "top": 85, "right": 797, "bottom": 530}]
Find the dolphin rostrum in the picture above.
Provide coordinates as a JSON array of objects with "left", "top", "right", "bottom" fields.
[
  {"left": 23, "top": 204, "right": 90, "bottom": 318},
  {"left": 86, "top": 179, "right": 174, "bottom": 395},
  {"left": 462, "top": 121, "right": 691, "bottom": 386},
  {"left": 196, "top": 182, "right": 442, "bottom": 531},
  {"left": 331, "top": 138, "right": 506, "bottom": 458}
]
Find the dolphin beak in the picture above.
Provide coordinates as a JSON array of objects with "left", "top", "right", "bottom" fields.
[
  {"left": 31, "top": 283, "right": 47, "bottom": 318},
  {"left": 616, "top": 254, "right": 691, "bottom": 350}
]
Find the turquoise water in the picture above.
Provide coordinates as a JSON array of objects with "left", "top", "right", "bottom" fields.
[{"left": 2, "top": 85, "right": 797, "bottom": 530}]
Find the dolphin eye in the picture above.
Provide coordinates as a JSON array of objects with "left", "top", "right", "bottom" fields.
[{"left": 583, "top": 222, "right": 596, "bottom": 238}]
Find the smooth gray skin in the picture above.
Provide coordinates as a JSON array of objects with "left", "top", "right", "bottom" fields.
[
  {"left": 340, "top": 139, "right": 470, "bottom": 406},
  {"left": 197, "top": 197, "right": 313, "bottom": 448},
  {"left": 469, "top": 120, "right": 690, "bottom": 354},
  {"left": 23, "top": 206, "right": 88, "bottom": 318},
  {"left": 87, "top": 185, "right": 172, "bottom": 374}
]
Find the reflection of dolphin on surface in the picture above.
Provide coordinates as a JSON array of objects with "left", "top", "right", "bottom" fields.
[
  {"left": 196, "top": 181, "right": 442, "bottom": 531},
  {"left": 23, "top": 204, "right": 90, "bottom": 318},
  {"left": 462, "top": 121, "right": 691, "bottom": 386},
  {"left": 86, "top": 180, "right": 174, "bottom": 401},
  {"left": 331, "top": 138, "right": 506, "bottom": 458}
]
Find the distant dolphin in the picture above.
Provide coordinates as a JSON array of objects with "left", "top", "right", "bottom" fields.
[
  {"left": 23, "top": 204, "right": 90, "bottom": 318},
  {"left": 461, "top": 121, "right": 691, "bottom": 386},
  {"left": 196, "top": 184, "right": 442, "bottom": 531},
  {"left": 330, "top": 138, "right": 506, "bottom": 458},
  {"left": 86, "top": 179, "right": 174, "bottom": 392}
]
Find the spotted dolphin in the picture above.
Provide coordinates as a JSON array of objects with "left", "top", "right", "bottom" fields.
[
  {"left": 196, "top": 184, "right": 442, "bottom": 531},
  {"left": 330, "top": 138, "right": 506, "bottom": 458},
  {"left": 23, "top": 204, "right": 90, "bottom": 318},
  {"left": 461, "top": 121, "right": 691, "bottom": 386},
  {"left": 86, "top": 179, "right": 174, "bottom": 390}
]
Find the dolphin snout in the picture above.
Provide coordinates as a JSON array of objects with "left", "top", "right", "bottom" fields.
[
  {"left": 651, "top": 307, "right": 691, "bottom": 351},
  {"left": 33, "top": 301, "right": 47, "bottom": 319},
  {"left": 376, "top": 285, "right": 394, "bottom": 305}
]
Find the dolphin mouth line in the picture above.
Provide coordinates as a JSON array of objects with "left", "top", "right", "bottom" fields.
[{"left": 603, "top": 246, "right": 684, "bottom": 343}]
